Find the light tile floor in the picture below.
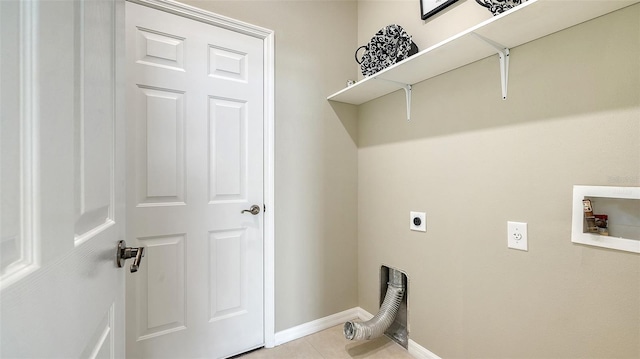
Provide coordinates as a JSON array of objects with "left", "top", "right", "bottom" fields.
[{"left": 237, "top": 325, "right": 413, "bottom": 359}]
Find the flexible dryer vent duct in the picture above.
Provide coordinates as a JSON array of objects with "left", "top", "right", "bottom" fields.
[{"left": 343, "top": 268, "right": 404, "bottom": 341}]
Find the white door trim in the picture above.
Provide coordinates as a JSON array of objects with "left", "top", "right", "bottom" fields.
[{"left": 126, "top": 0, "right": 276, "bottom": 348}]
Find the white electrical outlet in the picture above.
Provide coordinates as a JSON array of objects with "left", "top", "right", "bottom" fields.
[
  {"left": 410, "top": 211, "right": 426, "bottom": 232},
  {"left": 507, "top": 221, "right": 528, "bottom": 251}
]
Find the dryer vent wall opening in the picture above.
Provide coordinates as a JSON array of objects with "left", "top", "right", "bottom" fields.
[{"left": 343, "top": 266, "right": 408, "bottom": 348}]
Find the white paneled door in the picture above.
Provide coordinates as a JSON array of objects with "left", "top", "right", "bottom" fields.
[
  {"left": 125, "top": 2, "right": 266, "bottom": 358},
  {"left": 1, "top": 0, "right": 126, "bottom": 357}
]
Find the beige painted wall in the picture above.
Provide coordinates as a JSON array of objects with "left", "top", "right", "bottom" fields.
[
  {"left": 358, "top": 2, "right": 640, "bottom": 358},
  {"left": 177, "top": 0, "right": 360, "bottom": 332}
]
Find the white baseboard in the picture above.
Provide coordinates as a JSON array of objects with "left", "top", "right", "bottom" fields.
[
  {"left": 273, "top": 307, "right": 360, "bottom": 346},
  {"left": 274, "top": 307, "right": 442, "bottom": 359},
  {"left": 408, "top": 339, "right": 442, "bottom": 359}
]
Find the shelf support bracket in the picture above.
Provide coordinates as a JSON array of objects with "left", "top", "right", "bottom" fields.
[
  {"left": 403, "top": 84, "right": 412, "bottom": 122},
  {"left": 472, "top": 33, "right": 510, "bottom": 100},
  {"left": 374, "top": 78, "right": 412, "bottom": 121}
]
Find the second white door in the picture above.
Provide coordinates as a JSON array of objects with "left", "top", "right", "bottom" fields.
[{"left": 125, "top": 2, "right": 264, "bottom": 358}]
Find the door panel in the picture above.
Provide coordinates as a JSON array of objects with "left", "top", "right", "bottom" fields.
[
  {"left": 209, "top": 228, "right": 249, "bottom": 321},
  {"left": 209, "top": 97, "right": 248, "bottom": 201},
  {"left": 0, "top": 0, "right": 34, "bottom": 281},
  {"left": 79, "top": 305, "right": 116, "bottom": 359},
  {"left": 135, "top": 86, "right": 186, "bottom": 205},
  {"left": 74, "top": 0, "right": 116, "bottom": 243},
  {"left": 126, "top": 2, "right": 264, "bottom": 358},
  {"left": 136, "top": 234, "right": 187, "bottom": 340},
  {"left": 0, "top": 0, "right": 125, "bottom": 357},
  {"left": 208, "top": 46, "right": 249, "bottom": 81}
]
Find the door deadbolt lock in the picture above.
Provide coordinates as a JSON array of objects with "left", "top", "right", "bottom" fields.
[{"left": 117, "top": 240, "right": 145, "bottom": 273}]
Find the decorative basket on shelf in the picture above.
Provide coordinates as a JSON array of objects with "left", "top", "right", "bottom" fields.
[
  {"left": 476, "top": 0, "right": 525, "bottom": 16},
  {"left": 355, "top": 24, "right": 419, "bottom": 77}
]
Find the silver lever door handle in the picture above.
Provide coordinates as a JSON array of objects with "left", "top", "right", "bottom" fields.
[
  {"left": 241, "top": 204, "right": 261, "bottom": 215},
  {"left": 117, "top": 240, "right": 145, "bottom": 273},
  {"left": 131, "top": 246, "right": 145, "bottom": 273}
]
